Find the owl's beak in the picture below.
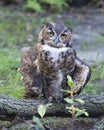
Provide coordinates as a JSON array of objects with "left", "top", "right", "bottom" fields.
[{"left": 54, "top": 37, "right": 60, "bottom": 45}]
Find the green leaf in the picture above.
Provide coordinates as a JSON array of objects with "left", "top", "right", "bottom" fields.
[
  {"left": 33, "top": 116, "right": 41, "bottom": 124},
  {"left": 75, "top": 108, "right": 89, "bottom": 118},
  {"left": 84, "top": 111, "right": 89, "bottom": 117},
  {"left": 64, "top": 97, "right": 73, "bottom": 104},
  {"left": 66, "top": 106, "right": 72, "bottom": 114},
  {"left": 35, "top": 125, "right": 39, "bottom": 130},
  {"left": 75, "top": 110, "right": 84, "bottom": 118},
  {"left": 75, "top": 107, "right": 81, "bottom": 112},
  {"left": 68, "top": 110, "right": 72, "bottom": 114},
  {"left": 46, "top": 103, "right": 52, "bottom": 108},
  {"left": 37, "top": 104, "right": 46, "bottom": 118},
  {"left": 37, "top": 103, "right": 52, "bottom": 118},
  {"left": 67, "top": 75, "right": 74, "bottom": 89},
  {"left": 26, "top": 0, "right": 42, "bottom": 12},
  {"left": 75, "top": 99, "right": 85, "bottom": 104},
  {"left": 66, "top": 106, "right": 72, "bottom": 110},
  {"left": 61, "top": 89, "right": 71, "bottom": 94}
]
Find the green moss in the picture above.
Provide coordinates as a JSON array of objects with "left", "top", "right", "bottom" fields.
[
  {"left": 82, "top": 61, "right": 104, "bottom": 96},
  {"left": 0, "top": 49, "right": 24, "bottom": 98}
]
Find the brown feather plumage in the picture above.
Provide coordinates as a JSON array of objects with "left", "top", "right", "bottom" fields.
[{"left": 20, "top": 22, "right": 91, "bottom": 102}]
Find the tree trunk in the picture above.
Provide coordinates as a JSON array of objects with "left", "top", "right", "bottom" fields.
[{"left": 0, "top": 95, "right": 104, "bottom": 121}]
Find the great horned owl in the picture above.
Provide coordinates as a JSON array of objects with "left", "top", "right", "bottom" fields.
[{"left": 20, "top": 22, "right": 91, "bottom": 102}]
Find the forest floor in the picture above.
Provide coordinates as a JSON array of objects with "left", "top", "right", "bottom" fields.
[{"left": 0, "top": 2, "right": 104, "bottom": 130}]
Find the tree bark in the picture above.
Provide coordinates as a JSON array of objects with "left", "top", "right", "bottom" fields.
[
  {"left": 0, "top": 95, "right": 104, "bottom": 121},
  {"left": 8, "top": 118, "right": 97, "bottom": 130},
  {"left": 91, "top": 118, "right": 104, "bottom": 130}
]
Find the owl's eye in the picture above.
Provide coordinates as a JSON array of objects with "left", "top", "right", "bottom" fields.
[
  {"left": 61, "top": 34, "right": 67, "bottom": 39},
  {"left": 48, "top": 30, "right": 54, "bottom": 37}
]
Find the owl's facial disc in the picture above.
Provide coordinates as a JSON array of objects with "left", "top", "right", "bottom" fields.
[{"left": 41, "top": 22, "right": 72, "bottom": 48}]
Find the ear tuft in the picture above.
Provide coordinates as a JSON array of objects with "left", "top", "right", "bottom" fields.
[
  {"left": 68, "top": 27, "right": 72, "bottom": 32},
  {"left": 44, "top": 22, "right": 53, "bottom": 28}
]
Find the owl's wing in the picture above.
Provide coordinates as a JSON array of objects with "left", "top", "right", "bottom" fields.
[
  {"left": 72, "top": 57, "right": 91, "bottom": 95},
  {"left": 20, "top": 45, "right": 38, "bottom": 86},
  {"left": 20, "top": 45, "right": 43, "bottom": 98}
]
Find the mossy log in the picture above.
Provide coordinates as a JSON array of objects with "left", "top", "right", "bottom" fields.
[{"left": 0, "top": 95, "right": 104, "bottom": 121}]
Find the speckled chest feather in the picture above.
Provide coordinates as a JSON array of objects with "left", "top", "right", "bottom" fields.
[{"left": 36, "top": 44, "right": 76, "bottom": 101}]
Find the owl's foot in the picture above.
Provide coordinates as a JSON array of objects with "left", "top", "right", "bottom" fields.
[
  {"left": 47, "top": 96, "right": 53, "bottom": 103},
  {"left": 47, "top": 93, "right": 63, "bottom": 103},
  {"left": 31, "top": 87, "right": 42, "bottom": 95},
  {"left": 24, "top": 86, "right": 42, "bottom": 99},
  {"left": 54, "top": 95, "right": 63, "bottom": 103},
  {"left": 47, "top": 96, "right": 62, "bottom": 103}
]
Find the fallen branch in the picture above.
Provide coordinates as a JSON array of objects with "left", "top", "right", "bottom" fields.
[{"left": 0, "top": 95, "right": 104, "bottom": 121}]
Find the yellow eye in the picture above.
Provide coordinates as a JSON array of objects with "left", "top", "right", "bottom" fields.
[
  {"left": 61, "top": 34, "right": 67, "bottom": 39},
  {"left": 48, "top": 31, "right": 54, "bottom": 37}
]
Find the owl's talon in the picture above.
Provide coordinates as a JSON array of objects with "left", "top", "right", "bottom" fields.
[
  {"left": 47, "top": 96, "right": 53, "bottom": 103},
  {"left": 31, "top": 87, "right": 42, "bottom": 95}
]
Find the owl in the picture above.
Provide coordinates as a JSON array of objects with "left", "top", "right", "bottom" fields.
[{"left": 20, "top": 22, "right": 91, "bottom": 102}]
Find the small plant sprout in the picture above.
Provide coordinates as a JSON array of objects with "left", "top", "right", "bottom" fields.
[
  {"left": 33, "top": 116, "right": 45, "bottom": 130},
  {"left": 62, "top": 75, "right": 89, "bottom": 129},
  {"left": 37, "top": 103, "right": 52, "bottom": 118},
  {"left": 32, "top": 103, "right": 52, "bottom": 130}
]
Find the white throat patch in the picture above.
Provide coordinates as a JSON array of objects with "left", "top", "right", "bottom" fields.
[{"left": 42, "top": 45, "right": 69, "bottom": 61}]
